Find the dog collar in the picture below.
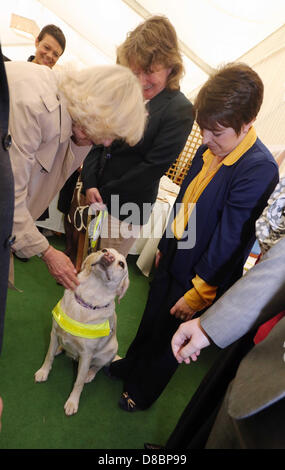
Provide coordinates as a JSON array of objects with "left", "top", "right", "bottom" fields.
[
  {"left": 52, "top": 301, "right": 110, "bottom": 339},
  {"left": 74, "top": 293, "right": 110, "bottom": 310}
]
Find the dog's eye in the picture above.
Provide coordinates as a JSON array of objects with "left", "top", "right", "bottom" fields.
[
  {"left": 101, "top": 249, "right": 107, "bottom": 253},
  {"left": 118, "top": 261, "right": 125, "bottom": 269}
]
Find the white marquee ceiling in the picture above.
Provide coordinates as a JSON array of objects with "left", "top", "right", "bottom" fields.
[{"left": 1, "top": 0, "right": 285, "bottom": 95}]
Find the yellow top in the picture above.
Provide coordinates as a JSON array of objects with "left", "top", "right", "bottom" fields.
[
  {"left": 171, "top": 127, "right": 257, "bottom": 311},
  {"left": 52, "top": 301, "right": 110, "bottom": 339}
]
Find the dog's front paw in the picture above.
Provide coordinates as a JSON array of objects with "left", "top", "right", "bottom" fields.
[
  {"left": 64, "top": 398, "right": 79, "bottom": 416},
  {"left": 34, "top": 368, "right": 49, "bottom": 382}
]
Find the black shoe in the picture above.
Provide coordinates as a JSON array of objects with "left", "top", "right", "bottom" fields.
[
  {"left": 119, "top": 392, "right": 140, "bottom": 412},
  {"left": 144, "top": 443, "right": 164, "bottom": 450}
]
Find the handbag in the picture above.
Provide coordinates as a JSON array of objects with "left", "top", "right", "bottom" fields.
[
  {"left": 67, "top": 177, "right": 90, "bottom": 232},
  {"left": 67, "top": 175, "right": 108, "bottom": 253}
]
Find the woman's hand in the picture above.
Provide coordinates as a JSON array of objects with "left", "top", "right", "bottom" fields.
[
  {"left": 170, "top": 296, "right": 196, "bottom": 321},
  {"left": 41, "top": 245, "right": 79, "bottom": 290},
  {"left": 85, "top": 187, "right": 103, "bottom": 205}
]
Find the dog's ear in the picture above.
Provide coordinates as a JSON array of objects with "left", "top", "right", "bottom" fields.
[{"left": 117, "top": 274, "right": 130, "bottom": 302}]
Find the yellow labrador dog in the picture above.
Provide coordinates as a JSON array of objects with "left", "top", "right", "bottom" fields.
[{"left": 35, "top": 248, "right": 129, "bottom": 416}]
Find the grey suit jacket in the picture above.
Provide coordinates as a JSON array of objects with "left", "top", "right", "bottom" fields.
[{"left": 201, "top": 237, "right": 285, "bottom": 419}]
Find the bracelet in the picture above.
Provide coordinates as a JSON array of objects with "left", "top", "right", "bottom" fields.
[{"left": 37, "top": 245, "right": 51, "bottom": 259}]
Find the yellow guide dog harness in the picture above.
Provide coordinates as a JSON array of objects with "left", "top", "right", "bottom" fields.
[{"left": 52, "top": 295, "right": 111, "bottom": 339}]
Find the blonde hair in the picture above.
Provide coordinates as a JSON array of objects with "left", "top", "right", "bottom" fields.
[
  {"left": 58, "top": 64, "right": 147, "bottom": 146},
  {"left": 117, "top": 16, "right": 184, "bottom": 91}
]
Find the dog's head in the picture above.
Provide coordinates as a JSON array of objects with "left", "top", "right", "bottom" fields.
[{"left": 81, "top": 249, "right": 129, "bottom": 301}]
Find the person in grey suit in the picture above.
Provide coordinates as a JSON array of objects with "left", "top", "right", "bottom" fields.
[
  {"left": 170, "top": 236, "right": 285, "bottom": 448},
  {"left": 0, "top": 44, "right": 14, "bottom": 354}
]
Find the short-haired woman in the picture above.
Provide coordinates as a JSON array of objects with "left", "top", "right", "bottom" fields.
[
  {"left": 81, "top": 16, "right": 194, "bottom": 257},
  {"left": 6, "top": 61, "right": 146, "bottom": 289},
  {"left": 109, "top": 63, "right": 279, "bottom": 413},
  {"left": 28, "top": 24, "right": 66, "bottom": 69}
]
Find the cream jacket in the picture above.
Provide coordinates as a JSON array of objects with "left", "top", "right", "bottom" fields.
[{"left": 5, "top": 61, "right": 91, "bottom": 258}]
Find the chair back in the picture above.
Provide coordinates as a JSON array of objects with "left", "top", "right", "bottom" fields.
[{"left": 166, "top": 122, "right": 202, "bottom": 185}]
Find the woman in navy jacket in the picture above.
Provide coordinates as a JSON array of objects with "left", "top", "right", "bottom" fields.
[{"left": 109, "top": 63, "right": 279, "bottom": 412}]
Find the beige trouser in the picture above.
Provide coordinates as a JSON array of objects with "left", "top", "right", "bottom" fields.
[{"left": 96, "top": 213, "right": 141, "bottom": 258}]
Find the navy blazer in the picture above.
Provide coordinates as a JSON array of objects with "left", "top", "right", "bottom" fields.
[
  {"left": 81, "top": 88, "right": 193, "bottom": 225},
  {"left": 158, "top": 138, "right": 279, "bottom": 299},
  {"left": 0, "top": 45, "right": 14, "bottom": 353}
]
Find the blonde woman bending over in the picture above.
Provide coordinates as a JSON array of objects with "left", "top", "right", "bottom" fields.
[{"left": 6, "top": 61, "right": 146, "bottom": 289}]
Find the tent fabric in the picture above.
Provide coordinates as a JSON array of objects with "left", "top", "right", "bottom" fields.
[
  {"left": 1, "top": 1, "right": 285, "bottom": 90},
  {"left": 239, "top": 24, "right": 285, "bottom": 148},
  {"left": 0, "top": 0, "right": 285, "bottom": 147}
]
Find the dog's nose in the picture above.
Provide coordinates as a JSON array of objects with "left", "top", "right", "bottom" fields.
[{"left": 100, "top": 250, "right": 115, "bottom": 267}]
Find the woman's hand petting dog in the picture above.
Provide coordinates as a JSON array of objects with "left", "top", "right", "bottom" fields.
[{"left": 41, "top": 245, "right": 79, "bottom": 290}]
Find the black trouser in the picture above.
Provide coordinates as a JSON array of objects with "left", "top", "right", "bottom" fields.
[{"left": 110, "top": 239, "right": 184, "bottom": 409}]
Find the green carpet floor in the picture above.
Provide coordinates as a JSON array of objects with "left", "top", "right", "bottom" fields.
[{"left": 0, "top": 235, "right": 220, "bottom": 449}]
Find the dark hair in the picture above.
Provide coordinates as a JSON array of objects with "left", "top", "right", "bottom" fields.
[
  {"left": 117, "top": 16, "right": 184, "bottom": 91},
  {"left": 38, "top": 24, "right": 66, "bottom": 54},
  {"left": 194, "top": 63, "right": 264, "bottom": 135}
]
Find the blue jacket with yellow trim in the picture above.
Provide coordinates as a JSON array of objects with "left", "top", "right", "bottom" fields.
[{"left": 158, "top": 139, "right": 279, "bottom": 300}]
